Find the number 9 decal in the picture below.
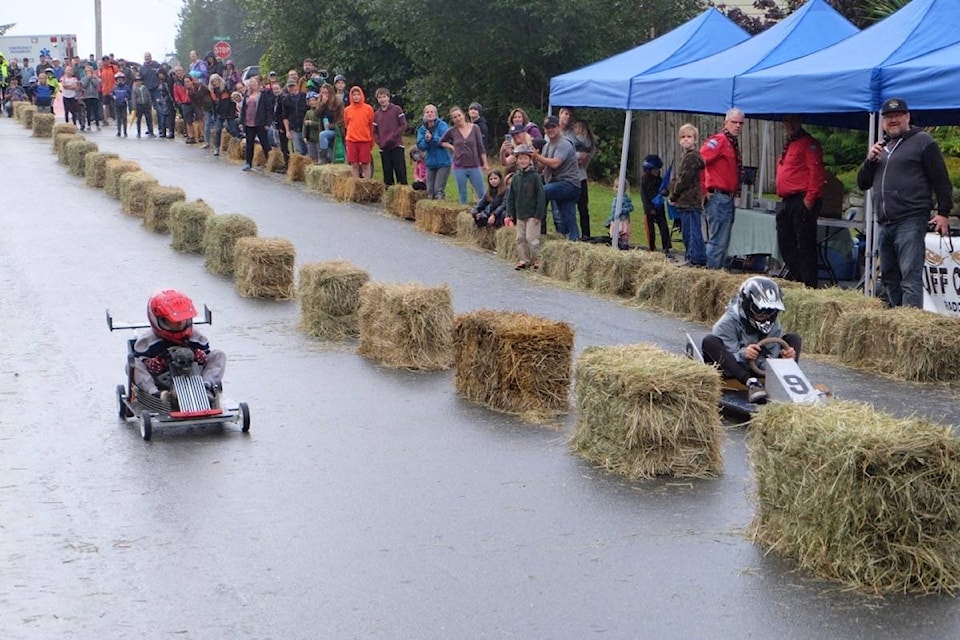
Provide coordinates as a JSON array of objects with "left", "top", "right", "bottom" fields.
[{"left": 783, "top": 374, "right": 809, "bottom": 394}]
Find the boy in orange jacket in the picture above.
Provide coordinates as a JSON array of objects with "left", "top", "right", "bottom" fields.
[{"left": 343, "top": 85, "right": 375, "bottom": 179}]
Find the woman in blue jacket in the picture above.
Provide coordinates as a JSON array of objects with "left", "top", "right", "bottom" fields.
[{"left": 416, "top": 104, "right": 452, "bottom": 200}]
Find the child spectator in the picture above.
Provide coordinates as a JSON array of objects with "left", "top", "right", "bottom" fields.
[
  {"left": 33, "top": 74, "right": 55, "bottom": 113},
  {"left": 468, "top": 102, "right": 489, "bottom": 149},
  {"left": 471, "top": 170, "right": 507, "bottom": 228},
  {"left": 208, "top": 77, "right": 235, "bottom": 155},
  {"left": 131, "top": 76, "right": 155, "bottom": 138},
  {"left": 155, "top": 69, "right": 175, "bottom": 139},
  {"left": 604, "top": 177, "right": 635, "bottom": 250},
  {"left": 111, "top": 72, "right": 130, "bottom": 137},
  {"left": 373, "top": 87, "right": 408, "bottom": 186},
  {"left": 640, "top": 154, "right": 672, "bottom": 255},
  {"left": 671, "top": 123, "right": 707, "bottom": 266},
  {"left": 316, "top": 83, "right": 343, "bottom": 164},
  {"left": 507, "top": 145, "right": 546, "bottom": 270},
  {"left": 343, "top": 86, "right": 375, "bottom": 179},
  {"left": 500, "top": 124, "right": 529, "bottom": 175},
  {"left": 302, "top": 91, "right": 322, "bottom": 163},
  {"left": 410, "top": 148, "right": 427, "bottom": 191}
]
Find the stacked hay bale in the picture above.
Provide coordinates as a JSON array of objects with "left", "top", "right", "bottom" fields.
[
  {"left": 750, "top": 401, "right": 960, "bottom": 594},
  {"left": 65, "top": 139, "right": 99, "bottom": 177},
  {"left": 31, "top": 112, "right": 55, "bottom": 136},
  {"left": 456, "top": 211, "right": 497, "bottom": 250},
  {"left": 233, "top": 237, "right": 296, "bottom": 299},
  {"left": 634, "top": 266, "right": 747, "bottom": 322},
  {"left": 357, "top": 282, "right": 454, "bottom": 370},
  {"left": 286, "top": 153, "right": 312, "bottom": 182},
  {"left": 20, "top": 105, "right": 38, "bottom": 128},
  {"left": 55, "top": 132, "right": 81, "bottom": 163},
  {"left": 566, "top": 244, "right": 672, "bottom": 297},
  {"left": 781, "top": 287, "right": 885, "bottom": 355},
  {"left": 119, "top": 171, "right": 160, "bottom": 216},
  {"left": 454, "top": 310, "right": 573, "bottom": 418},
  {"left": 495, "top": 226, "right": 519, "bottom": 264},
  {"left": 333, "top": 176, "right": 385, "bottom": 203},
  {"left": 385, "top": 185, "right": 429, "bottom": 220},
  {"left": 306, "top": 164, "right": 351, "bottom": 194},
  {"left": 104, "top": 159, "right": 142, "bottom": 199},
  {"left": 84, "top": 152, "right": 120, "bottom": 188},
  {"left": 144, "top": 186, "right": 187, "bottom": 233},
  {"left": 298, "top": 261, "right": 371, "bottom": 339},
  {"left": 53, "top": 123, "right": 79, "bottom": 136},
  {"left": 540, "top": 241, "right": 591, "bottom": 283},
  {"left": 414, "top": 199, "right": 465, "bottom": 235},
  {"left": 204, "top": 214, "right": 259, "bottom": 276},
  {"left": 572, "top": 343, "right": 724, "bottom": 479},
  {"left": 265, "top": 148, "right": 286, "bottom": 174},
  {"left": 170, "top": 199, "right": 215, "bottom": 252},
  {"left": 836, "top": 307, "right": 960, "bottom": 382}
]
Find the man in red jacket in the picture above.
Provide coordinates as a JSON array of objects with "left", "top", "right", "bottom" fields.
[
  {"left": 701, "top": 108, "right": 743, "bottom": 269},
  {"left": 776, "top": 115, "right": 824, "bottom": 288}
]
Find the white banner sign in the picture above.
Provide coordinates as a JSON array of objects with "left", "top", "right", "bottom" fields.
[{"left": 923, "top": 232, "right": 960, "bottom": 316}]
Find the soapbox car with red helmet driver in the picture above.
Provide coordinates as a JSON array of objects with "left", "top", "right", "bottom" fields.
[{"left": 107, "top": 298, "right": 250, "bottom": 441}]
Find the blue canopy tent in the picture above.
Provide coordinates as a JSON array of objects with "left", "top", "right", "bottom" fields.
[
  {"left": 879, "top": 41, "right": 960, "bottom": 125},
  {"left": 549, "top": 8, "right": 750, "bottom": 110},
  {"left": 549, "top": 8, "right": 748, "bottom": 246},
  {"left": 625, "top": 0, "right": 858, "bottom": 115},
  {"left": 733, "top": 0, "right": 960, "bottom": 126}
]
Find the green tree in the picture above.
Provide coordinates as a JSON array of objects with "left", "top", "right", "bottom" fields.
[{"left": 175, "top": 0, "right": 265, "bottom": 69}]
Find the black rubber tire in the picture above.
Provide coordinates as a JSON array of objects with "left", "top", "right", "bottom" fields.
[
  {"left": 750, "top": 336, "right": 791, "bottom": 376},
  {"left": 116, "top": 384, "right": 129, "bottom": 418},
  {"left": 239, "top": 402, "right": 251, "bottom": 432},
  {"left": 140, "top": 411, "right": 153, "bottom": 441}
]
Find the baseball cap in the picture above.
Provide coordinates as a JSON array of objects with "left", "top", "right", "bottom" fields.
[
  {"left": 513, "top": 144, "right": 534, "bottom": 157},
  {"left": 509, "top": 124, "right": 526, "bottom": 136},
  {"left": 334, "top": 74, "right": 346, "bottom": 83},
  {"left": 543, "top": 115, "right": 560, "bottom": 128},
  {"left": 286, "top": 79, "right": 297, "bottom": 87},
  {"left": 306, "top": 91, "right": 319, "bottom": 100},
  {"left": 881, "top": 97, "right": 908, "bottom": 115}
]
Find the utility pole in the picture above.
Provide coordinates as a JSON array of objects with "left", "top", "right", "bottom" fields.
[{"left": 95, "top": 0, "right": 103, "bottom": 59}]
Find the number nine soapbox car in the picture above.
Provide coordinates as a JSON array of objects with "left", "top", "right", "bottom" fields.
[
  {"left": 685, "top": 333, "right": 830, "bottom": 416},
  {"left": 107, "top": 306, "right": 250, "bottom": 440}
]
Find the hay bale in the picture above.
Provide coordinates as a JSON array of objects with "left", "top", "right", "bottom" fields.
[
  {"left": 286, "top": 153, "right": 312, "bottom": 182},
  {"left": 307, "top": 164, "right": 352, "bottom": 194},
  {"left": 560, "top": 244, "right": 673, "bottom": 296},
  {"left": 540, "top": 241, "right": 591, "bottom": 283},
  {"left": 13, "top": 102, "right": 31, "bottom": 121},
  {"left": 21, "top": 105, "right": 38, "bottom": 128},
  {"left": 572, "top": 343, "right": 724, "bottom": 479},
  {"left": 454, "top": 310, "right": 573, "bottom": 418},
  {"left": 119, "top": 171, "right": 160, "bottom": 216},
  {"left": 253, "top": 143, "right": 267, "bottom": 167},
  {"left": 494, "top": 226, "right": 519, "bottom": 264},
  {"left": 749, "top": 400, "right": 960, "bottom": 594},
  {"left": 66, "top": 139, "right": 99, "bottom": 177},
  {"left": 233, "top": 237, "right": 296, "bottom": 299},
  {"left": 204, "top": 214, "right": 259, "bottom": 276},
  {"left": 414, "top": 199, "right": 465, "bottom": 235},
  {"left": 265, "top": 148, "right": 286, "bottom": 174},
  {"left": 30, "top": 111, "right": 54, "bottom": 136},
  {"left": 84, "top": 152, "right": 120, "bottom": 188},
  {"left": 385, "top": 185, "right": 430, "bottom": 220},
  {"left": 53, "top": 122, "right": 79, "bottom": 136},
  {"left": 104, "top": 159, "right": 142, "bottom": 199},
  {"left": 836, "top": 307, "right": 960, "bottom": 382},
  {"left": 333, "top": 176, "right": 386, "bottom": 204},
  {"left": 781, "top": 287, "right": 885, "bottom": 356},
  {"left": 169, "top": 199, "right": 215, "bottom": 253},
  {"left": 144, "top": 186, "right": 187, "bottom": 233},
  {"left": 297, "top": 261, "right": 371, "bottom": 339},
  {"left": 175, "top": 118, "right": 187, "bottom": 136},
  {"left": 228, "top": 137, "right": 245, "bottom": 162},
  {"left": 54, "top": 132, "right": 81, "bottom": 161},
  {"left": 219, "top": 132, "right": 232, "bottom": 155},
  {"left": 633, "top": 266, "right": 746, "bottom": 321},
  {"left": 456, "top": 211, "right": 497, "bottom": 250},
  {"left": 357, "top": 282, "right": 454, "bottom": 370}
]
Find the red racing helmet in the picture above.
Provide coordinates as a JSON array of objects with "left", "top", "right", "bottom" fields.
[{"left": 147, "top": 289, "right": 197, "bottom": 343}]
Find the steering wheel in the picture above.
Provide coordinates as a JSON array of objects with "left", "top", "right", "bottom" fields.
[{"left": 749, "top": 336, "right": 791, "bottom": 376}]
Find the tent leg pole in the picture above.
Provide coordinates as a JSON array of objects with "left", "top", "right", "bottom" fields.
[
  {"left": 864, "top": 112, "right": 878, "bottom": 298},
  {"left": 612, "top": 110, "right": 633, "bottom": 249}
]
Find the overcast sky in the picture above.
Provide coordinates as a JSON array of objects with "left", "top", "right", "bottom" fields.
[{"left": 4, "top": 0, "right": 182, "bottom": 62}]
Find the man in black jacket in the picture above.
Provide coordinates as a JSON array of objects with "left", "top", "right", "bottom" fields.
[
  {"left": 857, "top": 97, "right": 953, "bottom": 308},
  {"left": 282, "top": 79, "right": 308, "bottom": 157}
]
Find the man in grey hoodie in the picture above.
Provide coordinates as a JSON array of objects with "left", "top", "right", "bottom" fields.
[{"left": 857, "top": 97, "right": 953, "bottom": 308}]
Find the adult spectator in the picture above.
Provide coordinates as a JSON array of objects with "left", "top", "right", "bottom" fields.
[
  {"left": 191, "top": 75, "right": 213, "bottom": 145},
  {"left": 179, "top": 75, "right": 199, "bottom": 143},
  {"left": 298, "top": 58, "right": 317, "bottom": 94},
  {"left": 271, "top": 81, "right": 289, "bottom": 165},
  {"left": 559, "top": 107, "right": 596, "bottom": 239},
  {"left": 240, "top": 76, "right": 274, "bottom": 171},
  {"left": 140, "top": 52, "right": 162, "bottom": 105},
  {"left": 857, "top": 97, "right": 953, "bottom": 308},
  {"left": 315, "top": 82, "right": 343, "bottom": 164},
  {"left": 204, "top": 52, "right": 223, "bottom": 81},
  {"left": 80, "top": 65, "right": 102, "bottom": 131},
  {"left": 468, "top": 102, "right": 489, "bottom": 149},
  {"left": 775, "top": 115, "right": 824, "bottom": 288},
  {"left": 210, "top": 75, "right": 236, "bottom": 156},
  {"left": 441, "top": 106, "right": 489, "bottom": 205},
  {"left": 3, "top": 77, "right": 27, "bottom": 117},
  {"left": 507, "top": 108, "right": 542, "bottom": 140},
  {"left": 59, "top": 66, "right": 82, "bottom": 127},
  {"left": 282, "top": 79, "right": 309, "bottom": 156},
  {"left": 100, "top": 57, "right": 117, "bottom": 124},
  {"left": 188, "top": 51, "right": 209, "bottom": 85},
  {"left": 534, "top": 115, "right": 581, "bottom": 241},
  {"left": 701, "top": 108, "right": 744, "bottom": 269},
  {"left": 499, "top": 124, "right": 528, "bottom": 174},
  {"left": 222, "top": 61, "right": 240, "bottom": 91},
  {"left": 373, "top": 87, "right": 408, "bottom": 186},
  {"left": 416, "top": 104, "right": 451, "bottom": 200}
]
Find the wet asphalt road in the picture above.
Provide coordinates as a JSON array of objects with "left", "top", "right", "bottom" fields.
[{"left": 2, "top": 119, "right": 959, "bottom": 639}]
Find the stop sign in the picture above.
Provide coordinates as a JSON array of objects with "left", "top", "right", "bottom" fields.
[{"left": 214, "top": 41, "right": 231, "bottom": 60}]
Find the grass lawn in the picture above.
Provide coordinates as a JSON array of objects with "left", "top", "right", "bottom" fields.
[{"left": 365, "top": 135, "right": 685, "bottom": 253}]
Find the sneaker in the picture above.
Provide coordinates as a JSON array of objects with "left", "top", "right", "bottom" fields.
[
  {"left": 202, "top": 144, "right": 210, "bottom": 149},
  {"left": 213, "top": 151, "right": 219, "bottom": 156},
  {"left": 514, "top": 261, "right": 529, "bottom": 270},
  {"left": 746, "top": 377, "right": 767, "bottom": 404},
  {"left": 242, "top": 164, "right": 252, "bottom": 171},
  {"left": 167, "top": 134, "right": 175, "bottom": 139},
  {"left": 148, "top": 133, "right": 157, "bottom": 138}
]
